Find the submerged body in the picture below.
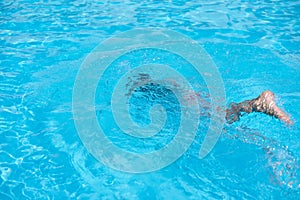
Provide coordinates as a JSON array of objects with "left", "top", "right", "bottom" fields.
[{"left": 126, "top": 74, "right": 293, "bottom": 125}]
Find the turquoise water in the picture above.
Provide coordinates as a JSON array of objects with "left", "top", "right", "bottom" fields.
[{"left": 1, "top": 0, "right": 300, "bottom": 199}]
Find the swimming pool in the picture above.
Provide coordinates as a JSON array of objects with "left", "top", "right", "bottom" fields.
[{"left": 1, "top": 0, "right": 299, "bottom": 199}]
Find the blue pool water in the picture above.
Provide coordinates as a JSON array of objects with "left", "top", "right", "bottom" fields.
[{"left": 1, "top": 0, "right": 300, "bottom": 199}]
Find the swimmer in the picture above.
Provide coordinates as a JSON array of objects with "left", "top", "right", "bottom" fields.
[
  {"left": 126, "top": 74, "right": 293, "bottom": 125},
  {"left": 226, "top": 90, "right": 293, "bottom": 125}
]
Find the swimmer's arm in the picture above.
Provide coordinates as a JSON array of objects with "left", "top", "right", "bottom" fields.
[{"left": 226, "top": 91, "right": 293, "bottom": 125}]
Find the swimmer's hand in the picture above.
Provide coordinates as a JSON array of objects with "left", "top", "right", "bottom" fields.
[
  {"left": 225, "top": 90, "right": 293, "bottom": 125},
  {"left": 254, "top": 91, "right": 293, "bottom": 125}
]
